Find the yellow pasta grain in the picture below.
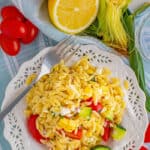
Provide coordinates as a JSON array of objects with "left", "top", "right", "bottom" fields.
[{"left": 25, "top": 74, "right": 37, "bottom": 85}]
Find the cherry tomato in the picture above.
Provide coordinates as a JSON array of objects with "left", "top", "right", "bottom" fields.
[
  {"left": 27, "top": 115, "right": 45, "bottom": 143},
  {"left": 140, "top": 146, "right": 148, "bottom": 150},
  {"left": 1, "top": 18, "right": 27, "bottom": 39},
  {"left": 102, "top": 121, "right": 111, "bottom": 142},
  {"left": 21, "top": 20, "right": 38, "bottom": 44},
  {"left": 1, "top": 6, "right": 25, "bottom": 21},
  {"left": 0, "top": 33, "right": 20, "bottom": 56},
  {"left": 65, "top": 128, "right": 83, "bottom": 140},
  {"left": 144, "top": 123, "right": 150, "bottom": 143}
]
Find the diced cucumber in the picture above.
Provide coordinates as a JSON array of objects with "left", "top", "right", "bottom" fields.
[
  {"left": 112, "top": 125, "right": 126, "bottom": 140},
  {"left": 105, "top": 110, "right": 114, "bottom": 121},
  {"left": 79, "top": 107, "right": 92, "bottom": 119},
  {"left": 91, "top": 145, "right": 111, "bottom": 150}
]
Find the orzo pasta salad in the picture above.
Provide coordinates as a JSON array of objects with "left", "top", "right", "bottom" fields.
[{"left": 25, "top": 57, "right": 128, "bottom": 150}]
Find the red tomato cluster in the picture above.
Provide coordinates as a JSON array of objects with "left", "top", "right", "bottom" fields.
[{"left": 0, "top": 6, "right": 39, "bottom": 56}]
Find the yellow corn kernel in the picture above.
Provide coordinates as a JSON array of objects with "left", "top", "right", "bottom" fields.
[
  {"left": 114, "top": 86, "right": 124, "bottom": 97},
  {"left": 58, "top": 118, "right": 78, "bottom": 132},
  {"left": 101, "top": 86, "right": 109, "bottom": 95},
  {"left": 84, "top": 86, "right": 92, "bottom": 93},
  {"left": 111, "top": 77, "right": 120, "bottom": 86},
  {"left": 124, "top": 80, "right": 129, "bottom": 90},
  {"left": 87, "top": 68, "right": 95, "bottom": 74},
  {"left": 87, "top": 65, "right": 96, "bottom": 74},
  {"left": 102, "top": 67, "right": 112, "bottom": 76}
]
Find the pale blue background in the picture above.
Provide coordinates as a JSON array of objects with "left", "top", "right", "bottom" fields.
[{"left": 0, "top": 0, "right": 150, "bottom": 149}]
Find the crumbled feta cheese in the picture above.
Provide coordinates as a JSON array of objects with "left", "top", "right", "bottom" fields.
[{"left": 60, "top": 107, "right": 71, "bottom": 116}]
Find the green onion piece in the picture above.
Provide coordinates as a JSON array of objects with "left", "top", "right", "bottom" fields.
[{"left": 123, "top": 3, "right": 150, "bottom": 112}]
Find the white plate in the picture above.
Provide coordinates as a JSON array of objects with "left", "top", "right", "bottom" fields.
[{"left": 1, "top": 42, "right": 148, "bottom": 150}]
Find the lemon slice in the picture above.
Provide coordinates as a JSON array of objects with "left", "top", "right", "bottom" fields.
[{"left": 48, "top": 0, "right": 99, "bottom": 34}]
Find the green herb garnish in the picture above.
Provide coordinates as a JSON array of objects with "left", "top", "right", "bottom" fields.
[{"left": 124, "top": 3, "right": 150, "bottom": 112}]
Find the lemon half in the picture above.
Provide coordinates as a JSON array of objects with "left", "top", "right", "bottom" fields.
[{"left": 48, "top": 0, "right": 99, "bottom": 34}]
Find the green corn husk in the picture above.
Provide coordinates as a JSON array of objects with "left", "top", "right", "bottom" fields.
[
  {"left": 97, "top": 0, "right": 131, "bottom": 55},
  {"left": 83, "top": 0, "right": 131, "bottom": 55},
  {"left": 124, "top": 3, "right": 150, "bottom": 112}
]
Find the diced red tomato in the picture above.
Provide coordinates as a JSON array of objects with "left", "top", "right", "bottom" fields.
[
  {"left": 84, "top": 97, "right": 103, "bottom": 112},
  {"left": 85, "top": 97, "right": 93, "bottom": 102},
  {"left": 144, "top": 123, "right": 150, "bottom": 143},
  {"left": 102, "top": 121, "right": 111, "bottom": 142},
  {"left": 1, "top": 6, "right": 25, "bottom": 21},
  {"left": 64, "top": 128, "right": 83, "bottom": 140},
  {"left": 88, "top": 102, "right": 103, "bottom": 112},
  {"left": 21, "top": 20, "right": 38, "bottom": 44},
  {"left": 140, "top": 146, "right": 148, "bottom": 150},
  {"left": 27, "top": 115, "right": 45, "bottom": 143}
]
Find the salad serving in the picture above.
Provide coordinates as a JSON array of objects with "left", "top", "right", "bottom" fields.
[
  {"left": 25, "top": 57, "right": 128, "bottom": 150},
  {"left": 0, "top": 0, "right": 149, "bottom": 150}
]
